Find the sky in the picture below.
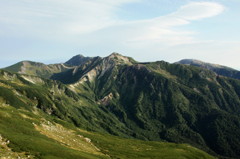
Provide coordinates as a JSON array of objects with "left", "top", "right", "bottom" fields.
[{"left": 0, "top": 0, "right": 240, "bottom": 69}]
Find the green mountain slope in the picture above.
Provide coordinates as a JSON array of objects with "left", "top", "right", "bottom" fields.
[
  {"left": 0, "top": 69, "right": 215, "bottom": 159},
  {"left": 1, "top": 53, "right": 240, "bottom": 158},
  {"left": 3, "top": 61, "right": 72, "bottom": 79},
  {"left": 176, "top": 59, "right": 240, "bottom": 79},
  {"left": 51, "top": 53, "right": 240, "bottom": 158}
]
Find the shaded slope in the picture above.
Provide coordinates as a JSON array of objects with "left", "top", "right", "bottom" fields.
[
  {"left": 51, "top": 56, "right": 103, "bottom": 84},
  {"left": 65, "top": 54, "right": 93, "bottom": 66},
  {"left": 113, "top": 62, "right": 240, "bottom": 158}
]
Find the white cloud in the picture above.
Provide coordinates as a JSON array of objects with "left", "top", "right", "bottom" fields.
[
  {"left": 2, "top": 0, "right": 237, "bottom": 68},
  {"left": 0, "top": 0, "right": 139, "bottom": 37},
  {"left": 172, "top": 2, "right": 225, "bottom": 20},
  {"left": 123, "top": 2, "right": 225, "bottom": 45},
  {"left": 73, "top": 1, "right": 225, "bottom": 49},
  {"left": 0, "top": 1, "right": 224, "bottom": 37}
]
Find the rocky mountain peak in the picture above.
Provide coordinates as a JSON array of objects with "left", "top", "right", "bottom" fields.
[
  {"left": 108, "top": 52, "right": 123, "bottom": 57},
  {"left": 65, "top": 54, "right": 92, "bottom": 66},
  {"left": 104, "top": 52, "right": 134, "bottom": 65}
]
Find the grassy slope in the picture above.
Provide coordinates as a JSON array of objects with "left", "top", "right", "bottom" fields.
[
  {"left": 0, "top": 106, "right": 106, "bottom": 159},
  {"left": 3, "top": 61, "right": 71, "bottom": 79},
  {"left": 0, "top": 104, "right": 215, "bottom": 159},
  {"left": 81, "top": 130, "right": 216, "bottom": 159}
]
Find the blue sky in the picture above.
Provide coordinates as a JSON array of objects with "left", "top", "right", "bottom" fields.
[{"left": 0, "top": 0, "right": 240, "bottom": 69}]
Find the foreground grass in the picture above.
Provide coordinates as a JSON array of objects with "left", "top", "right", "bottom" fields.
[
  {"left": 0, "top": 105, "right": 106, "bottom": 159},
  {"left": 77, "top": 129, "right": 216, "bottom": 159},
  {"left": 0, "top": 104, "right": 215, "bottom": 159},
  {"left": 0, "top": 134, "right": 33, "bottom": 159}
]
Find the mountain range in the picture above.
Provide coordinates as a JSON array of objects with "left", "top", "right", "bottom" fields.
[{"left": 1, "top": 53, "right": 240, "bottom": 159}]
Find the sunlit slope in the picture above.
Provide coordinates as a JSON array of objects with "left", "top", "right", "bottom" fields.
[
  {"left": 0, "top": 103, "right": 215, "bottom": 159},
  {"left": 3, "top": 61, "right": 71, "bottom": 79}
]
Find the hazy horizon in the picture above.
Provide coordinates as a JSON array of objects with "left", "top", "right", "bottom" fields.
[{"left": 1, "top": 0, "right": 240, "bottom": 69}]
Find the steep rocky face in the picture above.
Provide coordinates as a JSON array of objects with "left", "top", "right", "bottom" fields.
[
  {"left": 176, "top": 59, "right": 240, "bottom": 79},
  {"left": 51, "top": 53, "right": 135, "bottom": 85}
]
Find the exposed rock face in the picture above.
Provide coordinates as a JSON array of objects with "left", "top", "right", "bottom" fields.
[
  {"left": 52, "top": 53, "right": 135, "bottom": 86},
  {"left": 98, "top": 93, "right": 113, "bottom": 106}
]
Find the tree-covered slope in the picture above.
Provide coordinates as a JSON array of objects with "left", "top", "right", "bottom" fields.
[
  {"left": 51, "top": 53, "right": 240, "bottom": 158},
  {"left": 113, "top": 61, "right": 240, "bottom": 158},
  {"left": 0, "top": 69, "right": 215, "bottom": 159}
]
